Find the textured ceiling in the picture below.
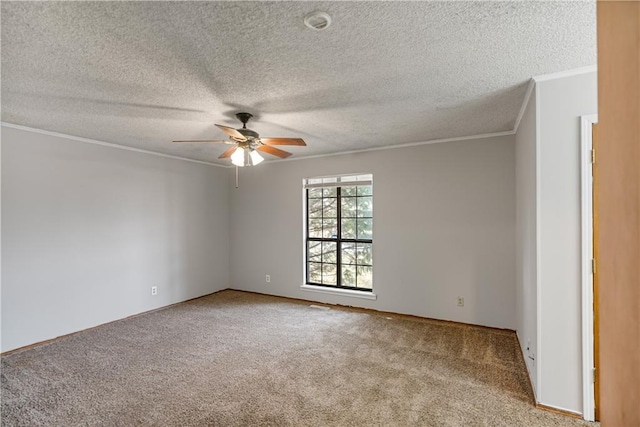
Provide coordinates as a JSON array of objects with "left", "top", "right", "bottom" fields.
[{"left": 1, "top": 1, "right": 596, "bottom": 164}]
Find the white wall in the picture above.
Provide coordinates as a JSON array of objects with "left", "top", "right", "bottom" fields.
[
  {"left": 515, "top": 85, "right": 538, "bottom": 394},
  {"left": 229, "top": 136, "right": 516, "bottom": 329},
  {"left": 536, "top": 71, "right": 597, "bottom": 413},
  {"left": 1, "top": 126, "right": 230, "bottom": 352}
]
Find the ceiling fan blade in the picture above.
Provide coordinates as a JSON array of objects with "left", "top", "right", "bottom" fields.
[
  {"left": 172, "top": 139, "right": 231, "bottom": 144},
  {"left": 215, "top": 124, "right": 246, "bottom": 140},
  {"left": 218, "top": 146, "right": 238, "bottom": 159},
  {"left": 260, "top": 138, "right": 306, "bottom": 146},
  {"left": 257, "top": 145, "right": 292, "bottom": 159}
]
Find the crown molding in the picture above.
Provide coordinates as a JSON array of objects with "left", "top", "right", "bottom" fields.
[
  {"left": 263, "top": 130, "right": 516, "bottom": 165},
  {"left": 513, "top": 79, "right": 536, "bottom": 133},
  {"left": 0, "top": 122, "right": 228, "bottom": 168},
  {"left": 512, "top": 66, "right": 598, "bottom": 134},
  {"left": 532, "top": 65, "right": 597, "bottom": 83}
]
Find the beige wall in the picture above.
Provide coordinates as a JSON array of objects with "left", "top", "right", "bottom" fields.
[
  {"left": 1, "top": 126, "right": 230, "bottom": 352},
  {"left": 515, "top": 85, "right": 538, "bottom": 395},
  {"left": 229, "top": 135, "right": 517, "bottom": 329},
  {"left": 536, "top": 71, "right": 597, "bottom": 413}
]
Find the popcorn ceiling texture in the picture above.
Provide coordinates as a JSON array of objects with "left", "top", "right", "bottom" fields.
[{"left": 1, "top": 1, "right": 596, "bottom": 164}]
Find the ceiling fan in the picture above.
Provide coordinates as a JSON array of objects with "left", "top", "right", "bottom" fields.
[{"left": 173, "top": 112, "right": 306, "bottom": 167}]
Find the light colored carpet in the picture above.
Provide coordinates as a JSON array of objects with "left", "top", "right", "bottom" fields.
[{"left": 2, "top": 290, "right": 594, "bottom": 426}]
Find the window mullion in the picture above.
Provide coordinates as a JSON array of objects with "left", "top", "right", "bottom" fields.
[
  {"left": 306, "top": 189, "right": 310, "bottom": 284},
  {"left": 320, "top": 191, "right": 324, "bottom": 284},
  {"left": 336, "top": 186, "right": 342, "bottom": 288}
]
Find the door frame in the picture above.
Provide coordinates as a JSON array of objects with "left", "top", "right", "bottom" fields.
[{"left": 580, "top": 114, "right": 598, "bottom": 421}]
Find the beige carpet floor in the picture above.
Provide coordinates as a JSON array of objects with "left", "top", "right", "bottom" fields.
[{"left": 2, "top": 290, "right": 594, "bottom": 426}]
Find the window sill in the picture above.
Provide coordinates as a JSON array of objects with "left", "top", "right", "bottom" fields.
[{"left": 300, "top": 284, "right": 377, "bottom": 300}]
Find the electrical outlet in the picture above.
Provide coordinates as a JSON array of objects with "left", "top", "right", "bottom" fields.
[
  {"left": 457, "top": 296, "right": 464, "bottom": 307},
  {"left": 265, "top": 275, "right": 270, "bottom": 283},
  {"left": 151, "top": 286, "right": 158, "bottom": 296}
]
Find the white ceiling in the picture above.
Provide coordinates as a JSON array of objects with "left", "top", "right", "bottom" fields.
[{"left": 1, "top": 1, "right": 596, "bottom": 165}]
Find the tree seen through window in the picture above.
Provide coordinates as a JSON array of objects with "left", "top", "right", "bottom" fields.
[{"left": 305, "top": 176, "right": 373, "bottom": 291}]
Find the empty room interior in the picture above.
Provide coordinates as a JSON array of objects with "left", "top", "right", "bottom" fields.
[{"left": 1, "top": 1, "right": 639, "bottom": 426}]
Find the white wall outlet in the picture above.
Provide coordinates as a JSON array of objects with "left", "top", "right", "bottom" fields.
[
  {"left": 265, "top": 275, "right": 270, "bottom": 283},
  {"left": 151, "top": 286, "right": 158, "bottom": 296},
  {"left": 457, "top": 296, "right": 464, "bottom": 307}
]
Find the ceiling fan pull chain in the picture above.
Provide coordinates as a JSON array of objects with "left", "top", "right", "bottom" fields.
[{"left": 235, "top": 165, "right": 239, "bottom": 189}]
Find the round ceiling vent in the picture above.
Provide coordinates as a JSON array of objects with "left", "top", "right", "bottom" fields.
[{"left": 304, "top": 11, "right": 332, "bottom": 31}]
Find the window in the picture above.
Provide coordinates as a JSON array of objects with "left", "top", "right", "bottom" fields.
[{"left": 304, "top": 174, "right": 373, "bottom": 291}]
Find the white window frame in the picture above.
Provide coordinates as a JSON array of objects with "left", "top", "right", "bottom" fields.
[{"left": 301, "top": 174, "right": 376, "bottom": 300}]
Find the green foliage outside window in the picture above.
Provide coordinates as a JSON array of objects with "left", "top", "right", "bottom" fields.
[{"left": 306, "top": 181, "right": 373, "bottom": 290}]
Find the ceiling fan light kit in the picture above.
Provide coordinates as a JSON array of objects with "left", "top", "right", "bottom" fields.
[
  {"left": 231, "top": 147, "right": 264, "bottom": 167},
  {"left": 172, "top": 112, "right": 306, "bottom": 167}
]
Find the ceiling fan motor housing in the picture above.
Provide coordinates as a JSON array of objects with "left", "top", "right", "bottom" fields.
[
  {"left": 237, "top": 128, "right": 259, "bottom": 139},
  {"left": 234, "top": 112, "right": 259, "bottom": 141}
]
